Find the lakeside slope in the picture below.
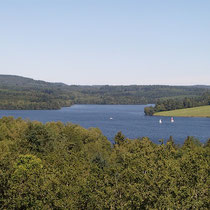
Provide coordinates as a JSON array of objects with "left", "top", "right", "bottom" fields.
[
  {"left": 1, "top": 74, "right": 210, "bottom": 110},
  {"left": 154, "top": 105, "right": 210, "bottom": 117}
]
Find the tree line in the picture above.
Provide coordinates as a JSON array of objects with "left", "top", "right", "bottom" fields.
[
  {"left": 144, "top": 92, "right": 210, "bottom": 116},
  {"left": 1, "top": 75, "right": 210, "bottom": 110},
  {"left": 0, "top": 117, "right": 209, "bottom": 209}
]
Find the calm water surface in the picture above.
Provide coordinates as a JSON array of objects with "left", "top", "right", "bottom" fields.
[{"left": 0, "top": 105, "right": 209, "bottom": 144}]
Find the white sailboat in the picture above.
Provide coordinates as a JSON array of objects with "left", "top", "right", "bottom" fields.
[
  {"left": 171, "top": 117, "right": 174, "bottom": 123},
  {"left": 159, "top": 119, "right": 162, "bottom": 124}
]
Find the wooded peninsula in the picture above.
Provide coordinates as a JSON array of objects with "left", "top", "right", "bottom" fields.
[{"left": 144, "top": 92, "right": 210, "bottom": 117}]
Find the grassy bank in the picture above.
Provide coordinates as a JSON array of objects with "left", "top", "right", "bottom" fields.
[{"left": 154, "top": 105, "right": 210, "bottom": 117}]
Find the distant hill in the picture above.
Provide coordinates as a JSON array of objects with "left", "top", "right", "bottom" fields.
[
  {"left": 0, "top": 75, "right": 67, "bottom": 88},
  {"left": 0, "top": 75, "right": 72, "bottom": 110},
  {"left": 0, "top": 74, "right": 210, "bottom": 110}
]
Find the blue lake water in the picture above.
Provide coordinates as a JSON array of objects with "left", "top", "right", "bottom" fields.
[{"left": 0, "top": 104, "right": 210, "bottom": 144}]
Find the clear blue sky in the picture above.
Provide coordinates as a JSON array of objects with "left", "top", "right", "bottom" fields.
[{"left": 0, "top": 0, "right": 210, "bottom": 85}]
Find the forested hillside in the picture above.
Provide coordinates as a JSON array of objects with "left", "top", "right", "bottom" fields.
[
  {"left": 0, "top": 75, "right": 72, "bottom": 109},
  {"left": 0, "top": 75, "right": 209, "bottom": 110},
  {"left": 0, "top": 117, "right": 209, "bottom": 209}
]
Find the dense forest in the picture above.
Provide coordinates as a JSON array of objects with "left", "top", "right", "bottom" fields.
[
  {"left": 144, "top": 92, "right": 210, "bottom": 116},
  {"left": 0, "top": 75, "right": 72, "bottom": 110},
  {"left": 0, "top": 75, "right": 210, "bottom": 109},
  {"left": 0, "top": 117, "right": 209, "bottom": 209}
]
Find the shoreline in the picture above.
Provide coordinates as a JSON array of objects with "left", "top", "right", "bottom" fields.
[{"left": 153, "top": 105, "right": 210, "bottom": 118}]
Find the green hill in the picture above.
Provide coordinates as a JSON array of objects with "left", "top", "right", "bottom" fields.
[
  {"left": 0, "top": 75, "right": 67, "bottom": 88},
  {"left": 0, "top": 74, "right": 210, "bottom": 110},
  {"left": 154, "top": 105, "right": 210, "bottom": 117},
  {"left": 0, "top": 75, "right": 72, "bottom": 110}
]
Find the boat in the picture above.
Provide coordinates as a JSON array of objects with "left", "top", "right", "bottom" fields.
[
  {"left": 171, "top": 117, "right": 174, "bottom": 123},
  {"left": 110, "top": 117, "right": 113, "bottom": 120},
  {"left": 159, "top": 119, "right": 162, "bottom": 124}
]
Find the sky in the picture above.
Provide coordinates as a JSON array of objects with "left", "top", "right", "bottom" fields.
[{"left": 0, "top": 0, "right": 210, "bottom": 85}]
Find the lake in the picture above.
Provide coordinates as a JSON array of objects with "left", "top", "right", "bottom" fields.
[{"left": 0, "top": 104, "right": 210, "bottom": 144}]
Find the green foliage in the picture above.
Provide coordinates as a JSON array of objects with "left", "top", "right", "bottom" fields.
[
  {"left": 0, "top": 75, "right": 210, "bottom": 109},
  {"left": 157, "top": 92, "right": 210, "bottom": 112},
  {"left": 4, "top": 155, "right": 47, "bottom": 209},
  {"left": 144, "top": 106, "right": 155, "bottom": 116},
  {"left": 145, "top": 92, "right": 210, "bottom": 115},
  {"left": 0, "top": 117, "right": 209, "bottom": 209},
  {"left": 114, "top": 131, "right": 126, "bottom": 145}
]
